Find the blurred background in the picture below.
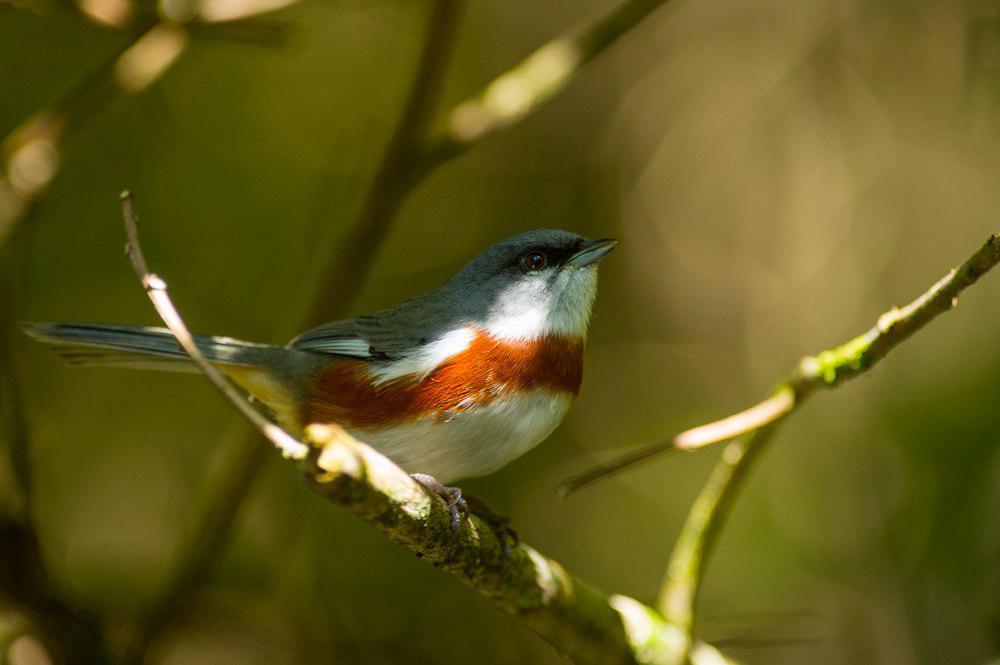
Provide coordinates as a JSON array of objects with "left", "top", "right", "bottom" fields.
[{"left": 3, "top": 0, "right": 1000, "bottom": 663}]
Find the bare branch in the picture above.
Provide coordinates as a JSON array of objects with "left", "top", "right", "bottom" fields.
[
  {"left": 657, "top": 430, "right": 774, "bottom": 631},
  {"left": 560, "top": 234, "right": 1000, "bottom": 496}
]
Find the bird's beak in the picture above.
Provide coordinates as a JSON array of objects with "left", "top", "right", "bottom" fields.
[{"left": 567, "top": 238, "right": 618, "bottom": 268}]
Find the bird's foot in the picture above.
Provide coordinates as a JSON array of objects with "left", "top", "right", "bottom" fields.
[
  {"left": 410, "top": 474, "right": 519, "bottom": 562},
  {"left": 411, "top": 473, "right": 467, "bottom": 533}
]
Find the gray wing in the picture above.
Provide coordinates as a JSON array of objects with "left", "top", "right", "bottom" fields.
[
  {"left": 288, "top": 296, "right": 452, "bottom": 360},
  {"left": 288, "top": 319, "right": 375, "bottom": 357}
]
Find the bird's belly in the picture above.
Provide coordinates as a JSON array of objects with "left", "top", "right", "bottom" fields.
[{"left": 350, "top": 390, "right": 573, "bottom": 484}]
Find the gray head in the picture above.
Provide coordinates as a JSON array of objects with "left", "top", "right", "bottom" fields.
[{"left": 445, "top": 229, "right": 617, "bottom": 340}]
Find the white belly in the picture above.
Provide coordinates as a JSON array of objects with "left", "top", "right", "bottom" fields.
[{"left": 350, "top": 390, "right": 574, "bottom": 483}]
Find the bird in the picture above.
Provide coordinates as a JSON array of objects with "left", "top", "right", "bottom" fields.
[{"left": 23, "top": 229, "right": 616, "bottom": 537}]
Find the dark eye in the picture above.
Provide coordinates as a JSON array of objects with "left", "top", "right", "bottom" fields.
[{"left": 519, "top": 251, "right": 548, "bottom": 272}]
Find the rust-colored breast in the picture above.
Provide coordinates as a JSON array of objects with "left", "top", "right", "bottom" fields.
[{"left": 304, "top": 329, "right": 584, "bottom": 430}]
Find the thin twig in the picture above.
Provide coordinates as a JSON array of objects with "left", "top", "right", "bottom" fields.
[
  {"left": 657, "top": 430, "right": 774, "bottom": 630},
  {"left": 654, "top": 233, "right": 1000, "bottom": 658},
  {"left": 559, "top": 234, "right": 1000, "bottom": 497},
  {"left": 120, "top": 191, "right": 309, "bottom": 460},
  {"left": 118, "top": 193, "right": 735, "bottom": 665}
]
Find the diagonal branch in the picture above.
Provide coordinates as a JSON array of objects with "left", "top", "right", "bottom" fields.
[
  {"left": 559, "top": 234, "right": 1000, "bottom": 497},
  {"left": 652, "top": 233, "right": 1000, "bottom": 657},
  {"left": 119, "top": 191, "right": 736, "bottom": 665}
]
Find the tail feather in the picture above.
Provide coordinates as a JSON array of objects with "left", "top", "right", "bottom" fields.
[{"left": 21, "top": 321, "right": 278, "bottom": 369}]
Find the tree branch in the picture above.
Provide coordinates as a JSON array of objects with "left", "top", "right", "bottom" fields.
[
  {"left": 651, "top": 233, "right": 1000, "bottom": 658},
  {"left": 559, "top": 234, "right": 1000, "bottom": 496},
  {"left": 119, "top": 192, "right": 736, "bottom": 664}
]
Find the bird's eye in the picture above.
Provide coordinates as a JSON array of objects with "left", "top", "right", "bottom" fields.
[{"left": 519, "top": 251, "right": 548, "bottom": 272}]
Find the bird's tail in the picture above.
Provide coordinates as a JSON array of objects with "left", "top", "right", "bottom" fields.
[{"left": 21, "top": 321, "right": 284, "bottom": 372}]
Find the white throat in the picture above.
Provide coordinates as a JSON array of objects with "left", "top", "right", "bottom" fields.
[{"left": 483, "top": 267, "right": 598, "bottom": 341}]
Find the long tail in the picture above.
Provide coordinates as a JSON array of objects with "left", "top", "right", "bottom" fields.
[{"left": 21, "top": 321, "right": 285, "bottom": 372}]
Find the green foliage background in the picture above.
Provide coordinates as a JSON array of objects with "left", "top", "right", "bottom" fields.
[{"left": 3, "top": 0, "right": 1000, "bottom": 662}]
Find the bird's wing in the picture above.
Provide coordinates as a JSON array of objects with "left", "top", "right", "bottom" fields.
[
  {"left": 289, "top": 288, "right": 455, "bottom": 361},
  {"left": 288, "top": 309, "right": 436, "bottom": 360},
  {"left": 288, "top": 319, "right": 377, "bottom": 358}
]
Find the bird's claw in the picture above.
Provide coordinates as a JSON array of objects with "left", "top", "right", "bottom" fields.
[
  {"left": 410, "top": 474, "right": 519, "bottom": 562},
  {"left": 411, "top": 473, "right": 467, "bottom": 533}
]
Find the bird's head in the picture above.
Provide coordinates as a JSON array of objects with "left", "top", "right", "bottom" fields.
[{"left": 449, "top": 229, "right": 617, "bottom": 341}]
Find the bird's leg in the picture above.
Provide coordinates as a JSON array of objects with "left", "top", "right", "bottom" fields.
[{"left": 411, "top": 473, "right": 467, "bottom": 533}]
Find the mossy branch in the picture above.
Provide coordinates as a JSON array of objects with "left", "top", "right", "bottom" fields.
[{"left": 304, "top": 425, "right": 736, "bottom": 665}]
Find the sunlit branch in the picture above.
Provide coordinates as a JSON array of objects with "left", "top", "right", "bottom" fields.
[
  {"left": 0, "top": 29, "right": 143, "bottom": 245},
  {"left": 653, "top": 233, "right": 1000, "bottom": 660},
  {"left": 657, "top": 430, "right": 774, "bottom": 630}
]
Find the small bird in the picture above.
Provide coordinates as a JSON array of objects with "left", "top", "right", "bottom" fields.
[{"left": 23, "top": 229, "right": 616, "bottom": 533}]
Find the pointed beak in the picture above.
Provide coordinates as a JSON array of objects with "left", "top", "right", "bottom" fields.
[{"left": 567, "top": 238, "right": 618, "bottom": 268}]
